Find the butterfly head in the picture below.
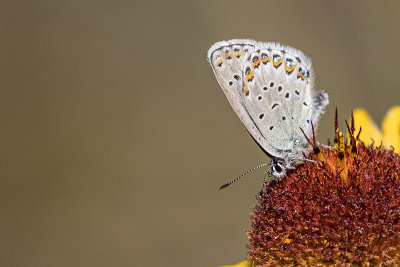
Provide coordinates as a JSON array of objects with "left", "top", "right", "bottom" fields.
[{"left": 271, "top": 159, "right": 286, "bottom": 179}]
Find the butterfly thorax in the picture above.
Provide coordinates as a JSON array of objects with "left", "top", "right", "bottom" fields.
[{"left": 271, "top": 141, "right": 312, "bottom": 178}]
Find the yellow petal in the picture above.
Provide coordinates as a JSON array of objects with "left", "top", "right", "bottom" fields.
[
  {"left": 353, "top": 108, "right": 382, "bottom": 146},
  {"left": 382, "top": 106, "right": 400, "bottom": 152},
  {"left": 220, "top": 260, "right": 253, "bottom": 267}
]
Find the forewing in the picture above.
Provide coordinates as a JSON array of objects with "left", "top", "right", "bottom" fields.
[{"left": 207, "top": 39, "right": 283, "bottom": 158}]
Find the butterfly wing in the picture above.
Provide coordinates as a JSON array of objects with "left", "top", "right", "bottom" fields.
[
  {"left": 241, "top": 43, "right": 328, "bottom": 151},
  {"left": 208, "top": 39, "right": 329, "bottom": 158},
  {"left": 207, "top": 39, "right": 284, "bottom": 158}
]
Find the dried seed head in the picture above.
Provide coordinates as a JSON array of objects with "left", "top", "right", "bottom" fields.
[{"left": 247, "top": 112, "right": 400, "bottom": 265}]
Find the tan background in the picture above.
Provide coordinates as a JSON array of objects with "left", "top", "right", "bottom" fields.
[{"left": 2, "top": 1, "right": 400, "bottom": 266}]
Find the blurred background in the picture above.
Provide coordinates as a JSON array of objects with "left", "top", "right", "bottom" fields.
[{"left": 2, "top": 1, "right": 400, "bottom": 266}]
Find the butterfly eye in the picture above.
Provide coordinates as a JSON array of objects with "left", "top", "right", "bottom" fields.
[
  {"left": 272, "top": 162, "right": 283, "bottom": 173},
  {"left": 273, "top": 54, "right": 281, "bottom": 63},
  {"left": 252, "top": 56, "right": 259, "bottom": 63}
]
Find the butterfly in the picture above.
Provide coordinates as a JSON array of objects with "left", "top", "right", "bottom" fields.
[{"left": 207, "top": 39, "right": 329, "bottom": 188}]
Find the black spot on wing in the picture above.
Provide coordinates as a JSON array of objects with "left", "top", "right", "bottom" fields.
[{"left": 271, "top": 103, "right": 279, "bottom": 110}]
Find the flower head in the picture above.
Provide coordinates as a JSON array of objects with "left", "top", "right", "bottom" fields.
[{"left": 246, "top": 108, "right": 400, "bottom": 265}]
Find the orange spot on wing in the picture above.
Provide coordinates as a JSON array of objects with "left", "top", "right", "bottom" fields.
[
  {"left": 246, "top": 70, "right": 254, "bottom": 82},
  {"left": 226, "top": 53, "right": 232, "bottom": 59},
  {"left": 243, "top": 84, "right": 249, "bottom": 96},
  {"left": 234, "top": 51, "right": 242, "bottom": 58},
  {"left": 285, "top": 63, "right": 296, "bottom": 74},
  {"left": 216, "top": 59, "right": 223, "bottom": 67},
  {"left": 261, "top": 56, "right": 270, "bottom": 63},
  {"left": 297, "top": 72, "right": 305, "bottom": 80},
  {"left": 272, "top": 58, "right": 283, "bottom": 68},
  {"left": 252, "top": 59, "right": 260, "bottom": 68}
]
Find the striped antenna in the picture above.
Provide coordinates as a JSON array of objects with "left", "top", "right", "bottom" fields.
[{"left": 219, "top": 163, "right": 270, "bottom": 190}]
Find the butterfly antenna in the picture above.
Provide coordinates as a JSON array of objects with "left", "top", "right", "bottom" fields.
[{"left": 219, "top": 163, "right": 270, "bottom": 190}]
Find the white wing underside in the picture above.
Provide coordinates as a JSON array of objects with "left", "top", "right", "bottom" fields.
[{"left": 207, "top": 39, "right": 329, "bottom": 159}]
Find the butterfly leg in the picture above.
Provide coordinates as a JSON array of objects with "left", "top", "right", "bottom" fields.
[
  {"left": 259, "top": 167, "right": 272, "bottom": 197},
  {"left": 318, "top": 142, "right": 334, "bottom": 149}
]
